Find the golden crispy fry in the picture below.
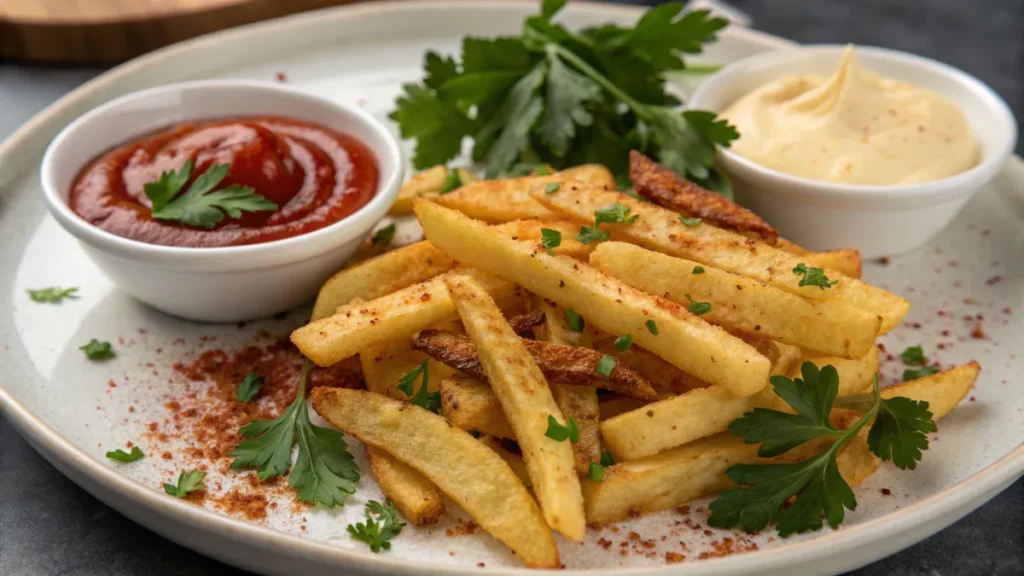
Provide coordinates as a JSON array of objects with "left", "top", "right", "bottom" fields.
[
  {"left": 585, "top": 362, "right": 974, "bottom": 524},
  {"left": 880, "top": 361, "right": 979, "bottom": 417},
  {"left": 413, "top": 330, "right": 658, "bottom": 401},
  {"left": 581, "top": 362, "right": 979, "bottom": 525},
  {"left": 440, "top": 375, "right": 515, "bottom": 439},
  {"left": 630, "top": 150, "right": 779, "bottom": 245},
  {"left": 358, "top": 335, "right": 453, "bottom": 524},
  {"left": 591, "top": 242, "right": 881, "bottom": 358},
  {"left": 359, "top": 338, "right": 455, "bottom": 400},
  {"left": 390, "top": 167, "right": 478, "bottom": 216},
  {"left": 366, "top": 446, "right": 445, "bottom": 525},
  {"left": 495, "top": 220, "right": 594, "bottom": 261},
  {"left": 414, "top": 201, "right": 770, "bottom": 396},
  {"left": 531, "top": 186, "right": 909, "bottom": 332},
  {"left": 534, "top": 298, "right": 600, "bottom": 475},
  {"left": 776, "top": 239, "right": 862, "bottom": 279},
  {"left": 595, "top": 341, "right": 706, "bottom": 397},
  {"left": 437, "top": 176, "right": 561, "bottom": 222},
  {"left": 551, "top": 383, "right": 601, "bottom": 476},
  {"left": 599, "top": 337, "right": 796, "bottom": 461},
  {"left": 311, "top": 241, "right": 457, "bottom": 322},
  {"left": 444, "top": 274, "right": 586, "bottom": 541},
  {"left": 601, "top": 343, "right": 867, "bottom": 461},
  {"left": 558, "top": 164, "right": 617, "bottom": 189},
  {"left": 598, "top": 396, "right": 647, "bottom": 420},
  {"left": 795, "top": 347, "right": 881, "bottom": 398},
  {"left": 437, "top": 165, "right": 614, "bottom": 224},
  {"left": 311, "top": 388, "right": 558, "bottom": 568},
  {"left": 292, "top": 269, "right": 522, "bottom": 367},
  {"left": 534, "top": 298, "right": 594, "bottom": 349},
  {"left": 479, "top": 436, "right": 531, "bottom": 487},
  {"left": 390, "top": 165, "right": 447, "bottom": 216}
]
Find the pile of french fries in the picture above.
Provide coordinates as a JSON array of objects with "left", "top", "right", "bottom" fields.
[{"left": 297, "top": 155, "right": 979, "bottom": 568}]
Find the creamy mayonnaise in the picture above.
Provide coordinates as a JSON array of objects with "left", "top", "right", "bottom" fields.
[{"left": 721, "top": 46, "right": 978, "bottom": 185}]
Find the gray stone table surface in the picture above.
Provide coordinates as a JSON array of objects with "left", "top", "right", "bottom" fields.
[{"left": 1, "top": 1, "right": 1021, "bottom": 574}]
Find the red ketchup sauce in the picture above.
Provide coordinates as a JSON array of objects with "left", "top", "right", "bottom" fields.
[{"left": 69, "top": 117, "right": 378, "bottom": 248}]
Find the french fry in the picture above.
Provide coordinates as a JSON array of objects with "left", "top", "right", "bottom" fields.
[
  {"left": 389, "top": 167, "right": 478, "bottom": 216},
  {"left": 582, "top": 363, "right": 978, "bottom": 525},
  {"left": 366, "top": 446, "right": 445, "bottom": 525},
  {"left": 479, "top": 435, "right": 531, "bottom": 487},
  {"left": 795, "top": 347, "right": 880, "bottom": 398},
  {"left": 535, "top": 297, "right": 600, "bottom": 475},
  {"left": 292, "top": 268, "right": 522, "bottom": 367},
  {"left": 598, "top": 396, "right": 647, "bottom": 420},
  {"left": 558, "top": 164, "right": 617, "bottom": 189},
  {"left": 440, "top": 375, "right": 515, "bottom": 439},
  {"left": 531, "top": 186, "right": 909, "bottom": 332},
  {"left": 495, "top": 220, "right": 593, "bottom": 261},
  {"left": 437, "top": 176, "right": 561, "bottom": 222},
  {"left": 413, "top": 330, "right": 658, "bottom": 401},
  {"left": 357, "top": 335, "right": 453, "bottom": 525},
  {"left": 630, "top": 150, "right": 779, "bottom": 245},
  {"left": 311, "top": 220, "right": 583, "bottom": 322},
  {"left": 595, "top": 342, "right": 706, "bottom": 397},
  {"left": 359, "top": 337, "right": 456, "bottom": 400},
  {"left": 310, "top": 241, "right": 457, "bottom": 322},
  {"left": 601, "top": 344, "right": 869, "bottom": 461},
  {"left": 880, "top": 361, "right": 979, "bottom": 417},
  {"left": 444, "top": 274, "right": 586, "bottom": 541},
  {"left": 414, "top": 201, "right": 770, "bottom": 396},
  {"left": 311, "top": 388, "right": 558, "bottom": 568},
  {"left": 590, "top": 242, "right": 881, "bottom": 358},
  {"left": 390, "top": 165, "right": 447, "bottom": 216},
  {"left": 436, "top": 165, "right": 614, "bottom": 224},
  {"left": 600, "top": 337, "right": 797, "bottom": 461},
  {"left": 777, "top": 239, "right": 862, "bottom": 279}
]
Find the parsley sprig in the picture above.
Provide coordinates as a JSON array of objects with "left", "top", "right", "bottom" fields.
[
  {"left": 577, "top": 202, "right": 638, "bottom": 244},
  {"left": 793, "top": 263, "right": 838, "bottom": 289},
  {"left": 900, "top": 345, "right": 941, "bottom": 382},
  {"left": 398, "top": 359, "right": 441, "bottom": 413},
  {"left": 229, "top": 361, "right": 360, "bottom": 508},
  {"left": 80, "top": 339, "right": 115, "bottom": 361},
  {"left": 391, "top": 0, "right": 736, "bottom": 191},
  {"left": 106, "top": 446, "right": 145, "bottom": 463},
  {"left": 545, "top": 414, "right": 580, "bottom": 442},
  {"left": 708, "top": 362, "right": 936, "bottom": 536},
  {"left": 163, "top": 469, "right": 207, "bottom": 498},
  {"left": 347, "top": 500, "right": 407, "bottom": 553},
  {"left": 236, "top": 372, "right": 263, "bottom": 402},
  {"left": 27, "top": 287, "right": 78, "bottom": 303},
  {"left": 144, "top": 160, "right": 277, "bottom": 229}
]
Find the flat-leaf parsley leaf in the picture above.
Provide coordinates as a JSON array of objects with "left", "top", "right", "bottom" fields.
[
  {"left": 27, "top": 287, "right": 78, "bottom": 303},
  {"left": 164, "top": 469, "right": 207, "bottom": 498},
  {"left": 229, "top": 361, "right": 360, "bottom": 508},
  {"left": 347, "top": 499, "right": 407, "bottom": 553},
  {"left": 144, "top": 160, "right": 277, "bottom": 229},
  {"left": 106, "top": 446, "right": 145, "bottom": 463},
  {"left": 708, "top": 362, "right": 935, "bottom": 536},
  {"left": 80, "top": 339, "right": 115, "bottom": 361},
  {"left": 398, "top": 359, "right": 441, "bottom": 413},
  {"left": 792, "top": 263, "right": 838, "bottom": 289}
]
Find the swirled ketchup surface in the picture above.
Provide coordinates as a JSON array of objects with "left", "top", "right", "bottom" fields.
[{"left": 69, "top": 117, "right": 378, "bottom": 248}]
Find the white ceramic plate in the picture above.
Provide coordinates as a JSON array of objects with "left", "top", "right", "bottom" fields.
[{"left": 0, "top": 2, "right": 1021, "bottom": 575}]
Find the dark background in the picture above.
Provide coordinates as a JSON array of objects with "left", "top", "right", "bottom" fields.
[{"left": 1, "top": 1, "right": 1021, "bottom": 574}]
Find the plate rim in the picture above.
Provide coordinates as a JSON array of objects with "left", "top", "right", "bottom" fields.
[{"left": 1, "top": 1, "right": 1022, "bottom": 574}]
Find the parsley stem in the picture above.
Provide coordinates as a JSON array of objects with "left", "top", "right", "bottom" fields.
[
  {"left": 544, "top": 43, "right": 649, "bottom": 119},
  {"left": 829, "top": 377, "right": 882, "bottom": 449}
]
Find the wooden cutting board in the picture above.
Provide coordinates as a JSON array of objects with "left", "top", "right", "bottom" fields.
[{"left": 0, "top": 0, "right": 359, "bottom": 64}]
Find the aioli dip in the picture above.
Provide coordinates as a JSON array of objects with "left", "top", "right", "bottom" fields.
[{"left": 720, "top": 46, "right": 978, "bottom": 185}]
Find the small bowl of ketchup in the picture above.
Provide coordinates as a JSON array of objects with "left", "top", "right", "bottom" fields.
[{"left": 41, "top": 80, "right": 403, "bottom": 322}]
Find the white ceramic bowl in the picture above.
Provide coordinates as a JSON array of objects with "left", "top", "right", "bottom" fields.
[
  {"left": 689, "top": 45, "right": 1017, "bottom": 258},
  {"left": 41, "top": 80, "right": 403, "bottom": 322}
]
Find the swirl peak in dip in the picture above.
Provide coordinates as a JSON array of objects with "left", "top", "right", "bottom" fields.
[
  {"left": 69, "top": 117, "right": 378, "bottom": 248},
  {"left": 720, "top": 46, "right": 979, "bottom": 185}
]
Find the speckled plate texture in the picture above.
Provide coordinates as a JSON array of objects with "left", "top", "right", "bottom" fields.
[{"left": 0, "top": 2, "right": 1021, "bottom": 575}]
